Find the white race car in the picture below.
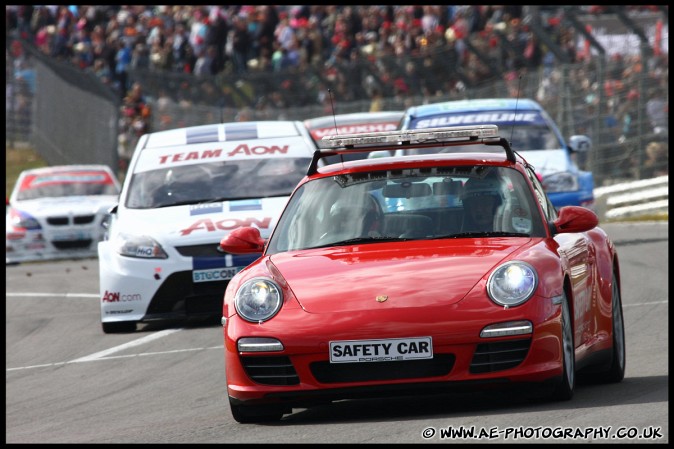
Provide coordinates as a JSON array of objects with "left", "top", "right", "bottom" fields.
[
  {"left": 98, "top": 121, "right": 317, "bottom": 333},
  {"left": 6, "top": 164, "right": 121, "bottom": 264}
]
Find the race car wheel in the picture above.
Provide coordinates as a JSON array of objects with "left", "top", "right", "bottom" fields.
[
  {"left": 229, "top": 398, "right": 285, "bottom": 424},
  {"left": 604, "top": 271, "right": 626, "bottom": 382},
  {"left": 102, "top": 321, "right": 137, "bottom": 334},
  {"left": 551, "top": 290, "right": 575, "bottom": 401}
]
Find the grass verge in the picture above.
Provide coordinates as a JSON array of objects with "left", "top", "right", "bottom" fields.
[{"left": 6, "top": 146, "right": 48, "bottom": 196}]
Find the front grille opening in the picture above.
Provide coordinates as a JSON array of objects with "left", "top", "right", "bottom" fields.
[
  {"left": 311, "top": 354, "right": 455, "bottom": 383},
  {"left": 241, "top": 356, "right": 300, "bottom": 386},
  {"left": 175, "top": 244, "right": 224, "bottom": 258},
  {"left": 52, "top": 240, "right": 93, "bottom": 250},
  {"left": 73, "top": 215, "right": 95, "bottom": 224},
  {"left": 47, "top": 216, "right": 69, "bottom": 225},
  {"left": 146, "top": 271, "right": 226, "bottom": 316},
  {"left": 470, "top": 338, "right": 531, "bottom": 374}
]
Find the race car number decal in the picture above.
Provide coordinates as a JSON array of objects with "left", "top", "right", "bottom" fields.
[{"left": 330, "top": 337, "right": 433, "bottom": 363}]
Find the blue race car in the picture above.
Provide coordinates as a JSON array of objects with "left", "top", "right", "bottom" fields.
[{"left": 399, "top": 98, "right": 594, "bottom": 209}]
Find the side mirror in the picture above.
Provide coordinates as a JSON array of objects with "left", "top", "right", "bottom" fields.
[
  {"left": 551, "top": 206, "right": 598, "bottom": 235},
  {"left": 220, "top": 227, "right": 266, "bottom": 254}
]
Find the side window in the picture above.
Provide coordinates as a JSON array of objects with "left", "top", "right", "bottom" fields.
[{"left": 526, "top": 166, "right": 557, "bottom": 221}]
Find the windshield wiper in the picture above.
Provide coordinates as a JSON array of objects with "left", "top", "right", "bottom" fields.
[
  {"left": 204, "top": 194, "right": 290, "bottom": 203},
  {"left": 436, "top": 231, "right": 530, "bottom": 238},
  {"left": 154, "top": 199, "right": 208, "bottom": 208},
  {"left": 309, "top": 236, "right": 413, "bottom": 249}
]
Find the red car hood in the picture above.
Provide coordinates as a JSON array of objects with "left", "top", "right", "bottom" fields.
[{"left": 268, "top": 238, "right": 531, "bottom": 314}]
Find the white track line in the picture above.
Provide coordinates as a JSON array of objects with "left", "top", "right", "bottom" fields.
[
  {"left": 5, "top": 295, "right": 667, "bottom": 372},
  {"left": 70, "top": 328, "right": 184, "bottom": 362}
]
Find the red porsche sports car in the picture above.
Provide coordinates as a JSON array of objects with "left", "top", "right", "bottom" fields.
[{"left": 220, "top": 125, "right": 625, "bottom": 423}]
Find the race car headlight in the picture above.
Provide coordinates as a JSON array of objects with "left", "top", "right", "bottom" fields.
[
  {"left": 8, "top": 209, "right": 41, "bottom": 230},
  {"left": 487, "top": 261, "right": 538, "bottom": 307},
  {"left": 234, "top": 277, "right": 283, "bottom": 323},
  {"left": 542, "top": 172, "right": 579, "bottom": 193},
  {"left": 113, "top": 232, "right": 168, "bottom": 259}
]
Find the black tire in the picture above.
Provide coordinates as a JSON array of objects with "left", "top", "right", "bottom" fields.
[
  {"left": 229, "top": 398, "right": 285, "bottom": 424},
  {"left": 551, "top": 291, "right": 575, "bottom": 401},
  {"left": 604, "top": 271, "right": 626, "bottom": 382},
  {"left": 102, "top": 321, "right": 136, "bottom": 334}
]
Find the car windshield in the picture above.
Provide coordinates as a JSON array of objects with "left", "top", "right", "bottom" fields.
[
  {"left": 15, "top": 171, "right": 119, "bottom": 200},
  {"left": 124, "top": 158, "right": 311, "bottom": 209},
  {"left": 266, "top": 165, "right": 546, "bottom": 254},
  {"left": 407, "top": 112, "right": 562, "bottom": 154}
]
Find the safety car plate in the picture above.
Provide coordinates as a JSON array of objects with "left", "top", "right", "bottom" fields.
[{"left": 329, "top": 336, "right": 433, "bottom": 363}]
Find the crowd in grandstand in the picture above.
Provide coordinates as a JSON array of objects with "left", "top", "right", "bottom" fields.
[
  {"left": 6, "top": 5, "right": 668, "bottom": 179},
  {"left": 6, "top": 5, "right": 664, "bottom": 96}
]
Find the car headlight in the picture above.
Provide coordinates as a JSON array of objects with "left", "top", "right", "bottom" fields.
[
  {"left": 113, "top": 232, "right": 168, "bottom": 259},
  {"left": 487, "top": 261, "right": 538, "bottom": 307},
  {"left": 8, "top": 209, "right": 41, "bottom": 230},
  {"left": 542, "top": 172, "right": 579, "bottom": 192},
  {"left": 234, "top": 277, "right": 283, "bottom": 323}
]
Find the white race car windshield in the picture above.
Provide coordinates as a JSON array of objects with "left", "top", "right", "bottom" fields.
[
  {"left": 124, "top": 158, "right": 310, "bottom": 209},
  {"left": 15, "top": 172, "right": 119, "bottom": 200}
]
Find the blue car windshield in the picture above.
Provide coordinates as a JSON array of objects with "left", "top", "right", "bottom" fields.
[{"left": 407, "top": 110, "right": 563, "bottom": 154}]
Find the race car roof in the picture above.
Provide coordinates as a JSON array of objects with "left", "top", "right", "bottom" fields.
[
  {"left": 404, "top": 98, "right": 543, "bottom": 118},
  {"left": 133, "top": 121, "right": 316, "bottom": 173},
  {"left": 304, "top": 111, "right": 404, "bottom": 139},
  {"left": 143, "top": 121, "right": 307, "bottom": 149}
]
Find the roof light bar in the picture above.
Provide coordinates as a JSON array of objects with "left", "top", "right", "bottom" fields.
[{"left": 320, "top": 125, "right": 499, "bottom": 148}]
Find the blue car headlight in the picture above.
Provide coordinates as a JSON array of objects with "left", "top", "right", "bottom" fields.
[
  {"left": 487, "top": 261, "right": 538, "bottom": 307},
  {"left": 542, "top": 172, "right": 579, "bottom": 193},
  {"left": 112, "top": 232, "right": 168, "bottom": 259},
  {"left": 234, "top": 277, "right": 283, "bottom": 323}
]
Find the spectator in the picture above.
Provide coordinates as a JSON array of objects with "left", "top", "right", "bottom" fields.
[
  {"left": 229, "top": 14, "right": 252, "bottom": 75},
  {"left": 193, "top": 45, "right": 217, "bottom": 77},
  {"left": 616, "top": 89, "right": 640, "bottom": 142},
  {"left": 114, "top": 37, "right": 132, "bottom": 97},
  {"left": 645, "top": 88, "right": 668, "bottom": 135},
  {"left": 643, "top": 141, "right": 668, "bottom": 178}
]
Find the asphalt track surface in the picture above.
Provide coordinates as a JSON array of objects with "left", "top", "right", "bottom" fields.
[{"left": 5, "top": 222, "right": 668, "bottom": 443}]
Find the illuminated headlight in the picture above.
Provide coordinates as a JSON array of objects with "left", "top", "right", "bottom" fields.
[
  {"left": 113, "top": 232, "right": 168, "bottom": 259},
  {"left": 542, "top": 172, "right": 579, "bottom": 192},
  {"left": 8, "top": 209, "right": 41, "bottom": 230},
  {"left": 234, "top": 277, "right": 283, "bottom": 323},
  {"left": 487, "top": 261, "right": 537, "bottom": 307}
]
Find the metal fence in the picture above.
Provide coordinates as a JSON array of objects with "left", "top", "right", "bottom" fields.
[
  {"left": 134, "top": 59, "right": 669, "bottom": 188},
  {"left": 6, "top": 42, "right": 120, "bottom": 171}
]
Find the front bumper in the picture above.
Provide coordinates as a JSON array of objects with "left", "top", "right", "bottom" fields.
[
  {"left": 99, "top": 242, "right": 257, "bottom": 324},
  {"left": 224, "top": 295, "right": 564, "bottom": 406},
  {"left": 6, "top": 227, "right": 102, "bottom": 264}
]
